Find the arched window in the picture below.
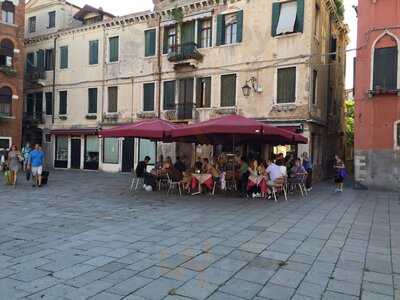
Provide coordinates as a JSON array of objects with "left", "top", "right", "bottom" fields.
[
  {"left": 373, "top": 34, "right": 398, "bottom": 90},
  {"left": 1, "top": 1, "right": 15, "bottom": 24},
  {"left": 0, "top": 86, "right": 12, "bottom": 116},
  {"left": 0, "top": 39, "right": 14, "bottom": 67}
]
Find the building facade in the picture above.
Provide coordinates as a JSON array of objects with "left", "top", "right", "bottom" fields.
[
  {"left": 24, "top": 0, "right": 348, "bottom": 177},
  {"left": 354, "top": 0, "right": 400, "bottom": 191},
  {"left": 0, "top": 0, "right": 24, "bottom": 150}
]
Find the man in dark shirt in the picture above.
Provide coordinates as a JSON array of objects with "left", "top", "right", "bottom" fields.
[
  {"left": 174, "top": 156, "right": 186, "bottom": 173},
  {"left": 136, "top": 156, "right": 150, "bottom": 178}
]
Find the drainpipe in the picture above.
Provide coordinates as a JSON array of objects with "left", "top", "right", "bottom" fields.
[
  {"left": 157, "top": 13, "right": 162, "bottom": 118},
  {"left": 52, "top": 36, "right": 58, "bottom": 125},
  {"left": 101, "top": 26, "right": 106, "bottom": 124}
]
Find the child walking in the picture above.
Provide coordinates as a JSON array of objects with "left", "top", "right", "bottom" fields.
[{"left": 334, "top": 155, "right": 346, "bottom": 193}]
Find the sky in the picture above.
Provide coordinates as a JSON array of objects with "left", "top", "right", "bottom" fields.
[{"left": 66, "top": 0, "right": 358, "bottom": 88}]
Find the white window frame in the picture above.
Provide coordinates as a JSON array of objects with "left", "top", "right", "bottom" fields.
[
  {"left": 276, "top": 0, "right": 298, "bottom": 36},
  {"left": 274, "top": 65, "right": 298, "bottom": 105},
  {"left": 395, "top": 120, "right": 400, "bottom": 150},
  {"left": 0, "top": 136, "right": 11, "bottom": 150},
  {"left": 108, "top": 36, "right": 120, "bottom": 64},
  {"left": 370, "top": 30, "right": 400, "bottom": 91}
]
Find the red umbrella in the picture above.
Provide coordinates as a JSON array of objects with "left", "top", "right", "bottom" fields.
[{"left": 99, "top": 119, "right": 178, "bottom": 141}]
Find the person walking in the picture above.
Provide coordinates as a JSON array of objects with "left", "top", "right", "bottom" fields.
[
  {"left": 302, "top": 152, "right": 313, "bottom": 192},
  {"left": 334, "top": 155, "right": 347, "bottom": 193},
  {"left": 29, "top": 144, "right": 45, "bottom": 188},
  {"left": 21, "top": 142, "right": 32, "bottom": 172},
  {"left": 7, "top": 145, "right": 22, "bottom": 188}
]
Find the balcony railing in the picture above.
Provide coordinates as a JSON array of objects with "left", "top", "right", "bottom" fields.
[
  {"left": 177, "top": 103, "right": 193, "bottom": 120},
  {"left": 167, "top": 43, "right": 203, "bottom": 62},
  {"left": 23, "top": 112, "right": 44, "bottom": 124},
  {"left": 0, "top": 66, "right": 17, "bottom": 77},
  {"left": 25, "top": 67, "right": 46, "bottom": 82}
]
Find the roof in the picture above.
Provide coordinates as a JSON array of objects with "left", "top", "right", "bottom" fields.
[{"left": 74, "top": 4, "right": 115, "bottom": 21}]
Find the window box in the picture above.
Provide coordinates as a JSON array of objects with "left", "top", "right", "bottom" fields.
[
  {"left": 59, "top": 115, "right": 67, "bottom": 121},
  {"left": 0, "top": 66, "right": 16, "bottom": 77},
  {"left": 163, "top": 110, "right": 177, "bottom": 121},
  {"left": 103, "top": 112, "right": 119, "bottom": 122},
  {"left": 271, "top": 104, "right": 297, "bottom": 112},
  {"left": 85, "top": 114, "right": 97, "bottom": 120},
  {"left": 136, "top": 111, "right": 156, "bottom": 119},
  {"left": 367, "top": 88, "right": 400, "bottom": 98}
]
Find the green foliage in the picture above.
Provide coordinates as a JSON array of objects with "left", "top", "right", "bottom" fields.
[
  {"left": 334, "top": 0, "right": 345, "bottom": 19},
  {"left": 171, "top": 7, "right": 184, "bottom": 23},
  {"left": 345, "top": 99, "right": 354, "bottom": 147}
]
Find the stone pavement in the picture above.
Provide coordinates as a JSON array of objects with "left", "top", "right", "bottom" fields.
[{"left": 0, "top": 170, "right": 399, "bottom": 300}]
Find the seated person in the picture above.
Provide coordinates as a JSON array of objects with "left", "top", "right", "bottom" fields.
[
  {"left": 174, "top": 156, "right": 186, "bottom": 173},
  {"left": 194, "top": 157, "right": 203, "bottom": 172},
  {"left": 266, "top": 159, "right": 283, "bottom": 185},
  {"left": 290, "top": 158, "right": 306, "bottom": 178},
  {"left": 203, "top": 158, "right": 220, "bottom": 178},
  {"left": 136, "top": 156, "right": 150, "bottom": 178},
  {"left": 155, "top": 155, "right": 164, "bottom": 170}
]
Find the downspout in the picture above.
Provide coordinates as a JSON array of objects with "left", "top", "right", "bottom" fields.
[
  {"left": 52, "top": 36, "right": 57, "bottom": 125},
  {"left": 101, "top": 26, "right": 106, "bottom": 124},
  {"left": 157, "top": 13, "right": 162, "bottom": 118}
]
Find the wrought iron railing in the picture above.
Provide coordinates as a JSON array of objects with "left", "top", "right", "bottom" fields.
[
  {"left": 23, "top": 112, "right": 44, "bottom": 124},
  {"left": 167, "top": 42, "right": 203, "bottom": 62},
  {"left": 177, "top": 103, "right": 193, "bottom": 120}
]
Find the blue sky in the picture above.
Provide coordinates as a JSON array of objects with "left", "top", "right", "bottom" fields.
[{"left": 70, "top": 0, "right": 358, "bottom": 88}]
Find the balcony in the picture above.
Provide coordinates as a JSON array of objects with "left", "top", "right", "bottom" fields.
[
  {"left": 167, "top": 43, "right": 203, "bottom": 66},
  {"left": 0, "top": 66, "right": 17, "bottom": 77},
  {"left": 25, "top": 68, "right": 46, "bottom": 84},
  {"left": 177, "top": 103, "right": 193, "bottom": 120},
  {"left": 23, "top": 112, "right": 44, "bottom": 125}
]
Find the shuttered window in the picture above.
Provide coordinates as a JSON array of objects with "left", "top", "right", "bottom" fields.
[
  {"left": 36, "top": 50, "right": 44, "bottom": 71},
  {"left": 60, "top": 46, "right": 68, "bottom": 69},
  {"left": 28, "top": 16, "right": 36, "bottom": 33},
  {"left": 216, "top": 11, "right": 243, "bottom": 46},
  {"left": 277, "top": 67, "right": 296, "bottom": 103},
  {"left": 45, "top": 92, "right": 53, "bottom": 115},
  {"left": 48, "top": 11, "right": 56, "bottom": 28},
  {"left": 145, "top": 29, "right": 156, "bottom": 57},
  {"left": 163, "top": 26, "right": 176, "bottom": 54},
  {"left": 26, "top": 52, "right": 35, "bottom": 71},
  {"left": 163, "top": 81, "right": 176, "bottom": 110},
  {"left": 373, "top": 47, "right": 398, "bottom": 90},
  {"left": 109, "top": 36, "right": 119, "bottom": 62},
  {"left": 45, "top": 49, "right": 54, "bottom": 71},
  {"left": 89, "top": 40, "right": 99, "bottom": 65},
  {"left": 88, "top": 88, "right": 97, "bottom": 114},
  {"left": 221, "top": 74, "right": 236, "bottom": 107},
  {"left": 198, "top": 19, "right": 212, "bottom": 48},
  {"left": 312, "top": 70, "right": 318, "bottom": 105},
  {"left": 272, "top": 0, "right": 304, "bottom": 37},
  {"left": 196, "top": 77, "right": 211, "bottom": 108},
  {"left": 108, "top": 87, "right": 118, "bottom": 113},
  {"left": 397, "top": 122, "right": 400, "bottom": 147},
  {"left": 143, "top": 83, "right": 155, "bottom": 112},
  {"left": 59, "top": 91, "right": 67, "bottom": 115}
]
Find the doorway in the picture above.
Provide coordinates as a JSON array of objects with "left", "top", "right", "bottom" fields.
[
  {"left": 122, "top": 137, "right": 134, "bottom": 173},
  {"left": 70, "top": 138, "right": 81, "bottom": 169}
]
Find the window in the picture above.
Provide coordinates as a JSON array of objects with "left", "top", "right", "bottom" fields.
[
  {"left": 396, "top": 122, "right": 400, "bottom": 148},
  {"left": 103, "top": 138, "right": 119, "bottom": 164},
  {"left": 60, "top": 46, "right": 68, "bottom": 69},
  {"left": 272, "top": 0, "right": 304, "bottom": 36},
  {"left": 198, "top": 19, "right": 212, "bottom": 48},
  {"left": 0, "top": 86, "right": 12, "bottom": 116},
  {"left": 163, "top": 81, "right": 176, "bottom": 110},
  {"left": 1, "top": 1, "right": 14, "bottom": 25},
  {"left": 28, "top": 16, "right": 36, "bottom": 33},
  {"left": 312, "top": 70, "right": 318, "bottom": 105},
  {"left": 216, "top": 11, "right": 243, "bottom": 46},
  {"left": 48, "top": 11, "right": 56, "bottom": 28},
  {"left": 45, "top": 92, "right": 52, "bottom": 115},
  {"left": 138, "top": 139, "right": 156, "bottom": 165},
  {"left": 59, "top": 91, "right": 67, "bottom": 115},
  {"left": 85, "top": 136, "right": 99, "bottom": 170},
  {"left": 109, "top": 36, "right": 119, "bottom": 62},
  {"left": 108, "top": 87, "right": 118, "bottom": 113},
  {"left": 196, "top": 77, "right": 211, "bottom": 108},
  {"left": 26, "top": 93, "right": 34, "bottom": 114},
  {"left": 89, "top": 40, "right": 99, "bottom": 65},
  {"left": 373, "top": 46, "right": 398, "bottom": 90},
  {"left": 220, "top": 74, "right": 236, "bottom": 107},
  {"left": 0, "top": 137, "right": 11, "bottom": 149},
  {"left": 45, "top": 49, "right": 54, "bottom": 71},
  {"left": 0, "top": 39, "right": 14, "bottom": 67},
  {"left": 55, "top": 136, "right": 68, "bottom": 162},
  {"left": 145, "top": 29, "right": 156, "bottom": 57},
  {"left": 36, "top": 49, "right": 45, "bottom": 71},
  {"left": 88, "top": 88, "right": 97, "bottom": 114},
  {"left": 277, "top": 67, "right": 296, "bottom": 104},
  {"left": 26, "top": 52, "right": 35, "bottom": 71},
  {"left": 143, "top": 83, "right": 155, "bottom": 112},
  {"left": 314, "top": 4, "right": 320, "bottom": 38},
  {"left": 163, "top": 26, "right": 176, "bottom": 54}
]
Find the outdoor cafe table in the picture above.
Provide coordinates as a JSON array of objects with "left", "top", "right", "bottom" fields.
[
  {"left": 247, "top": 174, "right": 269, "bottom": 195},
  {"left": 191, "top": 173, "right": 213, "bottom": 195}
]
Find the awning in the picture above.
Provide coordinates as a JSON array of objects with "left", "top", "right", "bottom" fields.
[{"left": 51, "top": 128, "right": 98, "bottom": 136}]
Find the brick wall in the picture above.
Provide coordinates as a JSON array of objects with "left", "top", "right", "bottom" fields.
[{"left": 0, "top": 0, "right": 25, "bottom": 148}]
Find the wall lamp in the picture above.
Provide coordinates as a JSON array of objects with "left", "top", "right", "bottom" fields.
[{"left": 242, "top": 77, "right": 261, "bottom": 97}]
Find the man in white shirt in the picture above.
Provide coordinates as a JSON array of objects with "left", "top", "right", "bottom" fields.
[{"left": 266, "top": 160, "right": 283, "bottom": 185}]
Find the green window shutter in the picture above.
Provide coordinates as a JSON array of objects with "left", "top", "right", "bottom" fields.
[
  {"left": 26, "top": 52, "right": 34, "bottom": 71},
  {"left": 143, "top": 83, "right": 155, "bottom": 111},
  {"left": 163, "top": 81, "right": 176, "bottom": 110},
  {"left": 88, "top": 88, "right": 97, "bottom": 114},
  {"left": 145, "top": 29, "right": 156, "bottom": 57},
  {"left": 277, "top": 67, "right": 296, "bottom": 104},
  {"left": 236, "top": 11, "right": 243, "bottom": 43},
  {"left": 59, "top": 91, "right": 67, "bottom": 115},
  {"left": 60, "top": 46, "right": 68, "bottom": 69},
  {"left": 373, "top": 47, "right": 398, "bottom": 90},
  {"left": 216, "top": 15, "right": 225, "bottom": 46},
  {"left": 163, "top": 27, "right": 169, "bottom": 54},
  {"left": 271, "top": 2, "right": 281, "bottom": 37},
  {"left": 89, "top": 40, "right": 99, "bottom": 65},
  {"left": 36, "top": 49, "right": 45, "bottom": 71},
  {"left": 221, "top": 74, "right": 236, "bottom": 107},
  {"left": 108, "top": 87, "right": 118, "bottom": 112},
  {"left": 294, "top": 0, "right": 304, "bottom": 33},
  {"left": 109, "top": 37, "right": 119, "bottom": 62},
  {"left": 197, "top": 20, "right": 202, "bottom": 47},
  {"left": 45, "top": 92, "right": 53, "bottom": 115}
]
